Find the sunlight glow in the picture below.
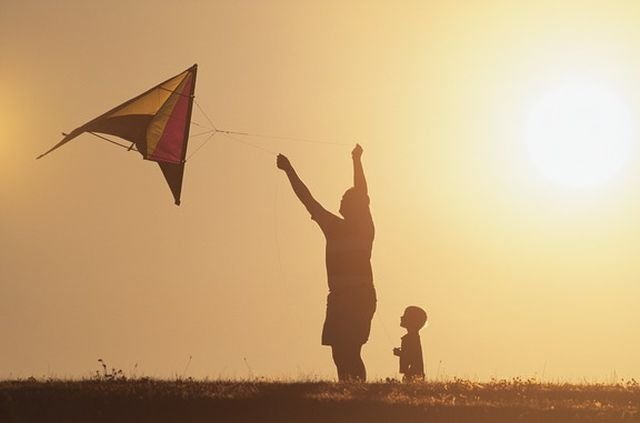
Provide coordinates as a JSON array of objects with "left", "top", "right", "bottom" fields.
[{"left": 525, "top": 82, "right": 633, "bottom": 189}]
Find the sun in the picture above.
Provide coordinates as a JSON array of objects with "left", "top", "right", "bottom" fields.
[{"left": 525, "top": 82, "right": 633, "bottom": 189}]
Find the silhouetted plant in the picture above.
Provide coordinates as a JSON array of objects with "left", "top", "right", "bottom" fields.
[{"left": 94, "top": 358, "right": 126, "bottom": 381}]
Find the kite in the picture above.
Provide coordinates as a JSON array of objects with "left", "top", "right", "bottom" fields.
[
  {"left": 37, "top": 64, "right": 198, "bottom": 205},
  {"left": 37, "top": 64, "right": 349, "bottom": 205}
]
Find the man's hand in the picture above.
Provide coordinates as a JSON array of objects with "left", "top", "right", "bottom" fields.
[
  {"left": 277, "top": 154, "right": 292, "bottom": 171},
  {"left": 352, "top": 143, "right": 363, "bottom": 160}
]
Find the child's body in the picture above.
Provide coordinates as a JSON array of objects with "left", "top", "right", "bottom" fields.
[{"left": 393, "top": 306, "right": 427, "bottom": 381}]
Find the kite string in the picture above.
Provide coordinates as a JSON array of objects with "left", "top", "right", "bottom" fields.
[
  {"left": 192, "top": 99, "right": 352, "bottom": 146},
  {"left": 189, "top": 129, "right": 216, "bottom": 138},
  {"left": 189, "top": 105, "right": 288, "bottom": 291},
  {"left": 273, "top": 171, "right": 287, "bottom": 291},
  {"left": 194, "top": 99, "right": 218, "bottom": 131},
  {"left": 238, "top": 132, "right": 350, "bottom": 147},
  {"left": 221, "top": 133, "right": 277, "bottom": 155},
  {"left": 185, "top": 131, "right": 217, "bottom": 161}
]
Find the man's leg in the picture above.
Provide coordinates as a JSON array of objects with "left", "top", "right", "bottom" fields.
[
  {"left": 335, "top": 343, "right": 366, "bottom": 381},
  {"left": 331, "top": 345, "right": 347, "bottom": 381},
  {"left": 348, "top": 343, "right": 366, "bottom": 381}
]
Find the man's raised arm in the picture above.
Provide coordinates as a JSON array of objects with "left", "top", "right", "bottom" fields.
[
  {"left": 277, "top": 154, "right": 323, "bottom": 215},
  {"left": 352, "top": 144, "right": 368, "bottom": 195}
]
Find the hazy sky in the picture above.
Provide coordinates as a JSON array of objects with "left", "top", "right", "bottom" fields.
[{"left": 3, "top": 0, "right": 640, "bottom": 381}]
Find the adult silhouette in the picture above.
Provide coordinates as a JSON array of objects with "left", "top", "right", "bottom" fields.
[{"left": 277, "top": 144, "right": 376, "bottom": 381}]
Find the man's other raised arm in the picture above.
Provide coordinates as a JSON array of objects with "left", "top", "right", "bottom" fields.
[{"left": 352, "top": 144, "right": 368, "bottom": 195}]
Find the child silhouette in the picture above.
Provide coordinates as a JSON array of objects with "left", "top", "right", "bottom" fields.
[{"left": 393, "top": 306, "right": 427, "bottom": 381}]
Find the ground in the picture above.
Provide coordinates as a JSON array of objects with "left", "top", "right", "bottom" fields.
[{"left": 1, "top": 378, "right": 639, "bottom": 422}]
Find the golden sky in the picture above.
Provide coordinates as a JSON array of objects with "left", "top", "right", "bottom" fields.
[{"left": 2, "top": 0, "right": 640, "bottom": 381}]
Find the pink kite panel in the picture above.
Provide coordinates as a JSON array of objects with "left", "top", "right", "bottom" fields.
[{"left": 148, "top": 74, "right": 194, "bottom": 163}]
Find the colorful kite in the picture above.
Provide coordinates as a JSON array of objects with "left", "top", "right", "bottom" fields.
[{"left": 37, "top": 64, "right": 198, "bottom": 205}]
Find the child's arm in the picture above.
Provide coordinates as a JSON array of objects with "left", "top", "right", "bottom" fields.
[{"left": 394, "top": 343, "right": 409, "bottom": 374}]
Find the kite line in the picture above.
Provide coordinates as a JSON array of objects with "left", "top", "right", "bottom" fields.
[{"left": 183, "top": 99, "right": 351, "bottom": 161}]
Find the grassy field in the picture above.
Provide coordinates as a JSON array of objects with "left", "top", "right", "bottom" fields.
[{"left": 1, "top": 378, "right": 639, "bottom": 422}]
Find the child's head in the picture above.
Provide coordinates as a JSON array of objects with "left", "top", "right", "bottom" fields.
[{"left": 400, "top": 306, "right": 427, "bottom": 332}]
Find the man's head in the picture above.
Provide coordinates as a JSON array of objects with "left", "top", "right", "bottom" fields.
[
  {"left": 339, "top": 187, "right": 369, "bottom": 219},
  {"left": 400, "top": 306, "right": 428, "bottom": 332}
]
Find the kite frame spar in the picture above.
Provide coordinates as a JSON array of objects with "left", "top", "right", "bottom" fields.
[{"left": 37, "top": 64, "right": 198, "bottom": 205}]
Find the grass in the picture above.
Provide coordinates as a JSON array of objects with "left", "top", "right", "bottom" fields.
[{"left": 1, "top": 377, "right": 639, "bottom": 422}]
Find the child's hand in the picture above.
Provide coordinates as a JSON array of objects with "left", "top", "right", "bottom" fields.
[{"left": 393, "top": 347, "right": 401, "bottom": 357}]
